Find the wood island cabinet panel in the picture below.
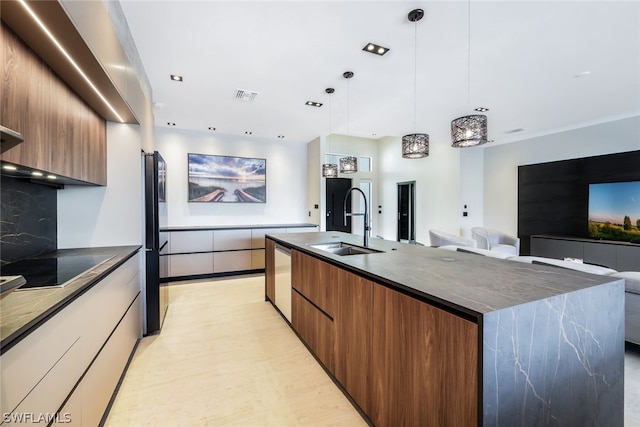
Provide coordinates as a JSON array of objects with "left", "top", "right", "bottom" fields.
[
  {"left": 332, "top": 267, "right": 373, "bottom": 414},
  {"left": 291, "top": 290, "right": 334, "bottom": 372},
  {"left": 1, "top": 24, "right": 106, "bottom": 185},
  {"left": 291, "top": 250, "right": 334, "bottom": 316},
  {"left": 371, "top": 286, "right": 478, "bottom": 427},
  {"left": 265, "top": 239, "right": 275, "bottom": 302}
]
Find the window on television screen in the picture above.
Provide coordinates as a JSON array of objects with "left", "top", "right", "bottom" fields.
[{"left": 588, "top": 181, "right": 640, "bottom": 242}]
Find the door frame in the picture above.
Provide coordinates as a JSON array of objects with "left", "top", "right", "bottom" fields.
[{"left": 397, "top": 181, "right": 416, "bottom": 243}]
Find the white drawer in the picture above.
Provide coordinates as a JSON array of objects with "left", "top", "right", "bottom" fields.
[
  {"left": 214, "top": 251, "right": 252, "bottom": 273},
  {"left": 169, "top": 230, "right": 214, "bottom": 253},
  {"left": 214, "top": 229, "right": 252, "bottom": 251},
  {"left": 251, "top": 249, "right": 265, "bottom": 269},
  {"left": 5, "top": 338, "right": 82, "bottom": 426},
  {"left": 169, "top": 253, "right": 214, "bottom": 276}
]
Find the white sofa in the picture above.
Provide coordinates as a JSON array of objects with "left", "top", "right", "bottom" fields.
[{"left": 438, "top": 247, "right": 640, "bottom": 345}]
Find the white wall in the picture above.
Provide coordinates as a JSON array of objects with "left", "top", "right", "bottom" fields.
[
  {"left": 155, "top": 127, "right": 308, "bottom": 226},
  {"left": 378, "top": 136, "right": 461, "bottom": 245},
  {"left": 459, "top": 147, "right": 484, "bottom": 238},
  {"left": 324, "top": 134, "right": 380, "bottom": 236},
  {"left": 58, "top": 123, "right": 143, "bottom": 248},
  {"left": 307, "top": 136, "right": 322, "bottom": 227},
  {"left": 481, "top": 116, "right": 640, "bottom": 236}
]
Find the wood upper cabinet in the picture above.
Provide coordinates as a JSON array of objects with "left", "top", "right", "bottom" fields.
[
  {"left": 1, "top": 24, "right": 106, "bottom": 185},
  {"left": 332, "top": 267, "right": 373, "bottom": 414},
  {"left": 371, "top": 286, "right": 478, "bottom": 427}
]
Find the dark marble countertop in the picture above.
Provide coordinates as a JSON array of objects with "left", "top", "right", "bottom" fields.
[
  {"left": 268, "top": 231, "right": 622, "bottom": 318},
  {"left": 0, "top": 245, "right": 141, "bottom": 354},
  {"left": 163, "top": 223, "right": 318, "bottom": 232}
]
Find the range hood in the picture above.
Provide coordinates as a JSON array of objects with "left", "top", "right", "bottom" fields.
[{"left": 0, "top": 125, "right": 25, "bottom": 153}]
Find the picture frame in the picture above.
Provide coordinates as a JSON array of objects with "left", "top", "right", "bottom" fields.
[{"left": 187, "top": 153, "right": 266, "bottom": 203}]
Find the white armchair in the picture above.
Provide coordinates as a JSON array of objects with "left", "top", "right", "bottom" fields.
[
  {"left": 471, "top": 227, "right": 520, "bottom": 255},
  {"left": 429, "top": 229, "right": 476, "bottom": 248}
]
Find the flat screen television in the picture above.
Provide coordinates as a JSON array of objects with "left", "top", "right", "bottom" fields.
[
  {"left": 588, "top": 181, "right": 640, "bottom": 242},
  {"left": 187, "top": 153, "right": 266, "bottom": 203}
]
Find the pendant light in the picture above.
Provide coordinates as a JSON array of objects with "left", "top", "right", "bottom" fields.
[
  {"left": 450, "top": 0, "right": 489, "bottom": 148},
  {"left": 322, "top": 87, "right": 339, "bottom": 178},
  {"left": 339, "top": 71, "right": 357, "bottom": 173},
  {"left": 402, "top": 8, "right": 429, "bottom": 159}
]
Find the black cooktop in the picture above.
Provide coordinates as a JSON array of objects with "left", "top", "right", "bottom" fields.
[{"left": 2, "top": 254, "right": 114, "bottom": 290}]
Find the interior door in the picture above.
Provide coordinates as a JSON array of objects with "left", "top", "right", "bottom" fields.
[
  {"left": 397, "top": 181, "right": 416, "bottom": 242},
  {"left": 326, "top": 178, "right": 352, "bottom": 232}
]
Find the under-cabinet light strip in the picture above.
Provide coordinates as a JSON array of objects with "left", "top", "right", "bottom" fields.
[{"left": 18, "top": 0, "right": 125, "bottom": 123}]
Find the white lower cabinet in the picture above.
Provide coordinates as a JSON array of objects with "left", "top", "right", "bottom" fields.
[
  {"left": 169, "top": 253, "right": 214, "bottom": 276},
  {"left": 214, "top": 251, "right": 252, "bottom": 273},
  {"left": 0, "top": 252, "right": 142, "bottom": 426},
  {"left": 164, "top": 225, "right": 317, "bottom": 278}
]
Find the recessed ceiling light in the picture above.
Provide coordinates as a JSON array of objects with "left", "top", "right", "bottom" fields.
[
  {"left": 167, "top": 122, "right": 175, "bottom": 126},
  {"left": 505, "top": 128, "right": 525, "bottom": 134},
  {"left": 475, "top": 107, "right": 489, "bottom": 112},
  {"left": 278, "top": 135, "right": 285, "bottom": 139},
  {"left": 363, "top": 42, "right": 389, "bottom": 56},
  {"left": 3, "top": 165, "right": 17, "bottom": 171},
  {"left": 32, "top": 171, "right": 43, "bottom": 177},
  {"left": 305, "top": 101, "right": 323, "bottom": 107},
  {"left": 47, "top": 174, "right": 56, "bottom": 180},
  {"left": 574, "top": 71, "right": 591, "bottom": 78},
  {"left": 170, "top": 74, "right": 183, "bottom": 82},
  {"left": 208, "top": 127, "right": 216, "bottom": 131},
  {"left": 245, "top": 131, "right": 252, "bottom": 135}
]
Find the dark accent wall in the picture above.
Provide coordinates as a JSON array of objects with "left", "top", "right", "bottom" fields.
[
  {"left": 518, "top": 150, "right": 640, "bottom": 255},
  {"left": 0, "top": 177, "right": 57, "bottom": 265}
]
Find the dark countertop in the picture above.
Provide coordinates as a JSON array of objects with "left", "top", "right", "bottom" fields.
[
  {"left": 0, "top": 245, "right": 141, "bottom": 354},
  {"left": 268, "top": 231, "right": 621, "bottom": 318},
  {"left": 163, "top": 223, "right": 318, "bottom": 232}
]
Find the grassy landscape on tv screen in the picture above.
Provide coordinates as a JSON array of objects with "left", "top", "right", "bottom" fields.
[{"left": 588, "top": 181, "right": 640, "bottom": 242}]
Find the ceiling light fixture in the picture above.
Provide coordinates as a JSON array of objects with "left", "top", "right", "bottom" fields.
[
  {"left": 322, "top": 87, "right": 338, "bottom": 178},
  {"left": 245, "top": 131, "right": 252, "bottom": 135},
  {"left": 474, "top": 107, "right": 489, "bottom": 112},
  {"left": 402, "top": 9, "right": 429, "bottom": 159},
  {"left": 167, "top": 122, "right": 175, "bottom": 126},
  {"left": 305, "top": 101, "right": 323, "bottom": 107},
  {"left": 208, "top": 127, "right": 216, "bottom": 131},
  {"left": 322, "top": 164, "right": 338, "bottom": 178},
  {"left": 170, "top": 74, "right": 183, "bottom": 82},
  {"left": 277, "top": 135, "right": 285, "bottom": 139},
  {"left": 17, "top": 0, "right": 125, "bottom": 122},
  {"left": 362, "top": 42, "right": 389, "bottom": 56},
  {"left": 450, "top": 0, "right": 489, "bottom": 148},
  {"left": 339, "top": 71, "right": 357, "bottom": 174}
]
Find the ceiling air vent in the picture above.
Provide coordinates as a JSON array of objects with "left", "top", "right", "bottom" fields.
[{"left": 234, "top": 89, "right": 259, "bottom": 102}]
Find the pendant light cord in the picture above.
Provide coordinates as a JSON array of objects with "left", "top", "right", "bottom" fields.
[
  {"left": 413, "top": 18, "right": 417, "bottom": 132},
  {"left": 347, "top": 77, "right": 350, "bottom": 136},
  {"left": 467, "top": 0, "right": 471, "bottom": 105}
]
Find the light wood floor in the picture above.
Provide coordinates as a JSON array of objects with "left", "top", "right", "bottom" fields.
[
  {"left": 104, "top": 275, "right": 367, "bottom": 426},
  {"left": 106, "top": 275, "right": 640, "bottom": 426}
]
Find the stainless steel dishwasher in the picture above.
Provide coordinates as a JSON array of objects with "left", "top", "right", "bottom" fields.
[{"left": 274, "top": 244, "right": 292, "bottom": 322}]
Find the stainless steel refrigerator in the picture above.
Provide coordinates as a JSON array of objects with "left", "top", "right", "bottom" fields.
[{"left": 144, "top": 151, "right": 169, "bottom": 335}]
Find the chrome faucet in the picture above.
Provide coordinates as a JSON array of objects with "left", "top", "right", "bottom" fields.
[{"left": 343, "top": 187, "right": 369, "bottom": 247}]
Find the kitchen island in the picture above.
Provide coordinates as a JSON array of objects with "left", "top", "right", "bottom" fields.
[{"left": 265, "top": 232, "right": 624, "bottom": 426}]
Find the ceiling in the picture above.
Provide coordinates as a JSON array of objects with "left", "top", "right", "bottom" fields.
[{"left": 118, "top": 1, "right": 640, "bottom": 146}]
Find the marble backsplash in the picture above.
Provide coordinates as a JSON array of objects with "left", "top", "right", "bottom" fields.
[{"left": 0, "top": 176, "right": 57, "bottom": 265}]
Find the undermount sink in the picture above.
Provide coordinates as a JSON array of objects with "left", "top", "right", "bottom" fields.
[{"left": 307, "top": 242, "right": 384, "bottom": 256}]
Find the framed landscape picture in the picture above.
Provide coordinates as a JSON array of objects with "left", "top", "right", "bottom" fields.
[{"left": 188, "top": 153, "right": 266, "bottom": 203}]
